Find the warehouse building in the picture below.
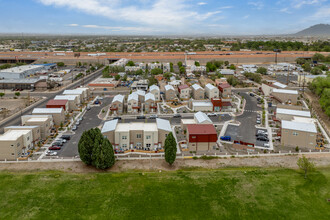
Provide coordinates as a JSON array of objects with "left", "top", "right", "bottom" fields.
[
  {"left": 46, "top": 99, "right": 69, "bottom": 112},
  {"left": 271, "top": 89, "right": 299, "bottom": 105},
  {"left": 62, "top": 90, "right": 85, "bottom": 102},
  {"left": 0, "top": 64, "right": 46, "bottom": 79},
  {"left": 0, "top": 78, "right": 46, "bottom": 90},
  {"left": 32, "top": 108, "right": 65, "bottom": 126},
  {"left": 276, "top": 108, "right": 311, "bottom": 121}
]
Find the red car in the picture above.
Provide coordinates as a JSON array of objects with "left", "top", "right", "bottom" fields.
[{"left": 48, "top": 146, "right": 61, "bottom": 150}]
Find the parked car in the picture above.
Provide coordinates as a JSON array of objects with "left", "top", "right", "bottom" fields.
[
  {"left": 61, "top": 135, "right": 71, "bottom": 140},
  {"left": 86, "top": 105, "right": 91, "bottom": 110},
  {"left": 220, "top": 136, "right": 231, "bottom": 141},
  {"left": 75, "top": 121, "right": 80, "bottom": 126},
  {"left": 256, "top": 119, "right": 261, "bottom": 124},
  {"left": 55, "top": 138, "right": 66, "bottom": 144},
  {"left": 263, "top": 143, "right": 270, "bottom": 148},
  {"left": 173, "top": 114, "right": 181, "bottom": 118},
  {"left": 256, "top": 130, "right": 268, "bottom": 136},
  {"left": 113, "top": 116, "right": 122, "bottom": 120},
  {"left": 149, "top": 115, "right": 158, "bottom": 119},
  {"left": 49, "top": 146, "right": 61, "bottom": 150},
  {"left": 249, "top": 93, "right": 255, "bottom": 97},
  {"left": 257, "top": 136, "right": 269, "bottom": 141},
  {"left": 137, "top": 115, "right": 146, "bottom": 119},
  {"left": 46, "top": 151, "right": 58, "bottom": 156},
  {"left": 207, "top": 113, "right": 217, "bottom": 117},
  {"left": 52, "top": 141, "right": 63, "bottom": 146},
  {"left": 72, "top": 125, "right": 77, "bottom": 131}
]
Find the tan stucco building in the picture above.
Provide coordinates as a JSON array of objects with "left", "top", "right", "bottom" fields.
[
  {"left": 165, "top": 85, "right": 177, "bottom": 101},
  {"left": 32, "top": 108, "right": 65, "bottom": 126},
  {"left": 110, "top": 94, "right": 124, "bottom": 115},
  {"left": 271, "top": 89, "right": 299, "bottom": 105},
  {"left": 21, "top": 115, "right": 53, "bottom": 140},
  {"left": 205, "top": 83, "right": 219, "bottom": 99},
  {"left": 192, "top": 84, "right": 205, "bottom": 100}
]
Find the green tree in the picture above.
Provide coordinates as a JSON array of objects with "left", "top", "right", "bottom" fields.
[
  {"left": 311, "top": 67, "right": 323, "bottom": 75},
  {"left": 229, "top": 64, "right": 236, "bottom": 70},
  {"left": 303, "top": 62, "right": 311, "bottom": 72},
  {"left": 151, "top": 68, "right": 163, "bottom": 75},
  {"left": 148, "top": 76, "right": 158, "bottom": 86},
  {"left": 312, "top": 53, "right": 325, "bottom": 62},
  {"left": 15, "top": 92, "right": 20, "bottom": 97},
  {"left": 177, "top": 61, "right": 183, "bottom": 68},
  {"left": 115, "top": 75, "right": 121, "bottom": 80},
  {"left": 57, "top": 62, "right": 65, "bottom": 67},
  {"left": 78, "top": 129, "right": 97, "bottom": 165},
  {"left": 126, "top": 61, "right": 135, "bottom": 66},
  {"left": 92, "top": 138, "right": 115, "bottom": 170},
  {"left": 195, "top": 61, "right": 200, "bottom": 66},
  {"left": 257, "top": 67, "right": 267, "bottom": 75},
  {"left": 0, "top": 93, "right": 5, "bottom": 98},
  {"left": 164, "top": 132, "right": 177, "bottom": 165},
  {"left": 179, "top": 66, "right": 185, "bottom": 74},
  {"left": 227, "top": 76, "right": 239, "bottom": 86},
  {"left": 297, "top": 155, "right": 315, "bottom": 179},
  {"left": 224, "top": 61, "right": 229, "bottom": 66}
]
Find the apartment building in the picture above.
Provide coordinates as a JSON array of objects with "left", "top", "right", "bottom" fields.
[
  {"left": 218, "top": 83, "right": 231, "bottom": 98},
  {"left": 149, "top": 85, "right": 160, "bottom": 101},
  {"left": 165, "top": 85, "right": 176, "bottom": 101},
  {"left": 32, "top": 108, "right": 65, "bottom": 126},
  {"left": 110, "top": 94, "right": 125, "bottom": 115},
  {"left": 145, "top": 93, "right": 157, "bottom": 113},
  {"left": 101, "top": 118, "right": 171, "bottom": 151},
  {"left": 276, "top": 108, "right": 311, "bottom": 121},
  {"left": 272, "top": 89, "right": 299, "bottom": 105},
  {"left": 192, "top": 84, "right": 205, "bottom": 100},
  {"left": 178, "top": 84, "right": 191, "bottom": 99},
  {"left": 4, "top": 126, "right": 41, "bottom": 146},
  {"left": 186, "top": 124, "right": 217, "bottom": 152},
  {"left": 0, "top": 131, "right": 25, "bottom": 160},
  {"left": 127, "top": 93, "right": 140, "bottom": 113},
  {"left": 205, "top": 83, "right": 219, "bottom": 99},
  {"left": 21, "top": 115, "right": 53, "bottom": 140}
]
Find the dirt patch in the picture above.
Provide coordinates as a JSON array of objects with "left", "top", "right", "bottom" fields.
[
  {"left": 0, "top": 97, "right": 41, "bottom": 120},
  {"left": 1, "top": 153, "right": 330, "bottom": 173}
]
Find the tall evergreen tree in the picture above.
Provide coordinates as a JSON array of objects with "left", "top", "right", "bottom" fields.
[
  {"left": 78, "top": 130, "right": 94, "bottom": 165},
  {"left": 164, "top": 132, "right": 177, "bottom": 165}
]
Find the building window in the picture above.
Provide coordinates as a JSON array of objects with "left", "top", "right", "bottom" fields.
[
  {"left": 137, "top": 134, "right": 142, "bottom": 138},
  {"left": 122, "top": 136, "right": 127, "bottom": 140},
  {"left": 136, "top": 142, "right": 142, "bottom": 147},
  {"left": 146, "top": 144, "right": 151, "bottom": 148},
  {"left": 122, "top": 144, "right": 127, "bottom": 148},
  {"left": 11, "top": 153, "right": 15, "bottom": 156},
  {"left": 293, "top": 132, "right": 298, "bottom": 136},
  {"left": 146, "top": 135, "right": 151, "bottom": 139}
]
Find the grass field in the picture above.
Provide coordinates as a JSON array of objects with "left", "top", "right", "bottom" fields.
[{"left": 0, "top": 167, "right": 330, "bottom": 219}]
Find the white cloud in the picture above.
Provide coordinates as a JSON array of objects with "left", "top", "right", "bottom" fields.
[
  {"left": 66, "top": 24, "right": 79, "bottom": 27},
  {"left": 38, "top": 0, "right": 224, "bottom": 32},
  {"left": 280, "top": 8, "right": 292, "bottom": 14},
  {"left": 218, "top": 6, "right": 233, "bottom": 9},
  {"left": 72, "top": 24, "right": 157, "bottom": 32},
  {"left": 243, "top": 15, "right": 250, "bottom": 19},
  {"left": 248, "top": 1, "right": 264, "bottom": 10},
  {"left": 310, "top": 6, "right": 330, "bottom": 19},
  {"left": 292, "top": 0, "right": 326, "bottom": 9},
  {"left": 198, "top": 2, "right": 207, "bottom": 5}
]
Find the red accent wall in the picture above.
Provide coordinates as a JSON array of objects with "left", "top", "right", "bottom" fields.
[
  {"left": 46, "top": 104, "right": 66, "bottom": 110},
  {"left": 189, "top": 134, "right": 217, "bottom": 143}
]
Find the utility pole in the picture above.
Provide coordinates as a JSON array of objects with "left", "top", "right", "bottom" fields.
[{"left": 286, "top": 70, "right": 290, "bottom": 85}]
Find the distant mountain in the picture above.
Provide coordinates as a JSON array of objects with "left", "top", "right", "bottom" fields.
[{"left": 294, "top": 24, "right": 330, "bottom": 36}]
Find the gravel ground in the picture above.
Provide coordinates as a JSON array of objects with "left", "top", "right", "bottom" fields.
[{"left": 1, "top": 153, "right": 330, "bottom": 173}]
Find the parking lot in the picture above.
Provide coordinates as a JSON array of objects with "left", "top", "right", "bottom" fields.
[{"left": 224, "top": 91, "right": 269, "bottom": 147}]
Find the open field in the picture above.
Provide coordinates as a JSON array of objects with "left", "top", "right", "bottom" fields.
[{"left": 0, "top": 167, "right": 329, "bottom": 219}]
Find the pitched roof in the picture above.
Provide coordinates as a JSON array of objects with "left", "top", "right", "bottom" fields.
[
  {"left": 205, "top": 83, "right": 216, "bottom": 90},
  {"left": 194, "top": 111, "right": 212, "bottom": 123},
  {"left": 112, "top": 94, "right": 124, "bottom": 103},
  {"left": 46, "top": 99, "right": 68, "bottom": 106},
  {"left": 186, "top": 124, "right": 217, "bottom": 135},
  {"left": 145, "top": 93, "right": 155, "bottom": 101},
  {"left": 101, "top": 120, "right": 118, "bottom": 133},
  {"left": 178, "top": 84, "right": 189, "bottom": 90},
  {"left": 156, "top": 118, "right": 172, "bottom": 132},
  {"left": 32, "top": 108, "right": 63, "bottom": 114},
  {"left": 165, "top": 85, "right": 175, "bottom": 91},
  {"left": 149, "top": 85, "right": 160, "bottom": 91},
  {"left": 63, "top": 89, "right": 83, "bottom": 95},
  {"left": 192, "top": 84, "right": 203, "bottom": 91},
  {"left": 218, "top": 83, "right": 231, "bottom": 89},
  {"left": 127, "top": 93, "right": 139, "bottom": 102}
]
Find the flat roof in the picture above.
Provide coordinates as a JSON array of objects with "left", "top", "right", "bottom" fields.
[
  {"left": 47, "top": 99, "right": 68, "bottom": 106},
  {"left": 277, "top": 108, "right": 311, "bottom": 118},
  {"left": 282, "top": 120, "right": 317, "bottom": 133},
  {"left": 27, "top": 117, "right": 49, "bottom": 122},
  {"left": 32, "top": 108, "right": 63, "bottom": 114},
  {"left": 63, "top": 90, "right": 83, "bottom": 95},
  {"left": 273, "top": 82, "right": 287, "bottom": 89},
  {"left": 0, "top": 64, "right": 43, "bottom": 74},
  {"left": 272, "top": 89, "right": 298, "bottom": 95},
  {"left": 193, "top": 101, "right": 213, "bottom": 107},
  {"left": 54, "top": 95, "right": 77, "bottom": 101},
  {"left": 187, "top": 124, "right": 217, "bottom": 135},
  {"left": 0, "top": 78, "right": 42, "bottom": 84},
  {"left": 116, "top": 123, "right": 158, "bottom": 132},
  {"left": 6, "top": 126, "right": 38, "bottom": 129},
  {"left": 0, "top": 130, "right": 30, "bottom": 141}
]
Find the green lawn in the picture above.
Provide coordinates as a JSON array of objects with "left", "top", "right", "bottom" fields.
[{"left": 0, "top": 167, "right": 330, "bottom": 219}]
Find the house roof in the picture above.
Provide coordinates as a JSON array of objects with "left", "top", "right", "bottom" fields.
[
  {"left": 112, "top": 94, "right": 124, "bottom": 103},
  {"left": 127, "top": 93, "right": 139, "bottom": 102},
  {"left": 135, "top": 90, "right": 146, "bottom": 96},
  {"left": 272, "top": 89, "right": 298, "bottom": 95},
  {"left": 186, "top": 124, "right": 217, "bottom": 135},
  {"left": 192, "top": 84, "right": 203, "bottom": 91},
  {"left": 46, "top": 99, "right": 68, "bottom": 106},
  {"left": 218, "top": 83, "right": 231, "bottom": 89},
  {"left": 0, "top": 130, "right": 30, "bottom": 141},
  {"left": 149, "top": 85, "right": 160, "bottom": 91},
  {"left": 220, "top": 69, "right": 235, "bottom": 75},
  {"left": 63, "top": 90, "right": 84, "bottom": 95},
  {"left": 156, "top": 118, "right": 172, "bottom": 132},
  {"left": 178, "top": 84, "right": 189, "bottom": 90},
  {"left": 32, "top": 108, "right": 63, "bottom": 114},
  {"left": 282, "top": 120, "right": 317, "bottom": 133},
  {"left": 165, "top": 85, "right": 175, "bottom": 91},
  {"left": 205, "top": 83, "right": 216, "bottom": 90},
  {"left": 192, "top": 101, "right": 213, "bottom": 107},
  {"left": 145, "top": 93, "right": 155, "bottom": 101},
  {"left": 276, "top": 108, "right": 311, "bottom": 118},
  {"left": 101, "top": 120, "right": 118, "bottom": 133},
  {"left": 194, "top": 111, "right": 212, "bottom": 123}
]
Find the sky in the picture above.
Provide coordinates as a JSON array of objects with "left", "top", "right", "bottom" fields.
[{"left": 0, "top": 0, "right": 329, "bottom": 35}]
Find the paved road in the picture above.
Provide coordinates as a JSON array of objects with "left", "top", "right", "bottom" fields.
[
  {"left": 58, "top": 97, "right": 113, "bottom": 157},
  {"left": 0, "top": 68, "right": 104, "bottom": 133}
]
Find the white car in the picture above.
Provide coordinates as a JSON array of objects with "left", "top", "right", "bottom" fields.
[{"left": 263, "top": 143, "right": 270, "bottom": 148}]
